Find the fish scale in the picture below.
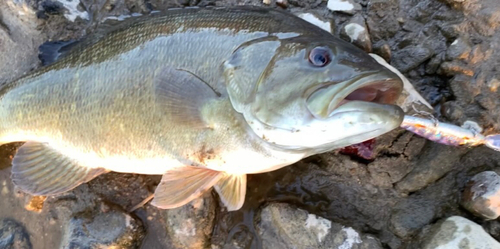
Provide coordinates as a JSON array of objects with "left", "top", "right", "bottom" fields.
[{"left": 1, "top": 6, "right": 404, "bottom": 211}]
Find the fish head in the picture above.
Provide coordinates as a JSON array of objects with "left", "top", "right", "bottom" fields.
[{"left": 224, "top": 35, "right": 404, "bottom": 152}]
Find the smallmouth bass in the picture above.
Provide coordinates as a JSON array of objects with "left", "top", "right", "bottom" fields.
[{"left": 1, "top": 6, "right": 404, "bottom": 210}]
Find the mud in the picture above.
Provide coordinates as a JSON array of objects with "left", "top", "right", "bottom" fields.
[{"left": 1, "top": 0, "right": 500, "bottom": 248}]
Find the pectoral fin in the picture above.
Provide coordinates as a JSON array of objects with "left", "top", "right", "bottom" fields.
[
  {"left": 154, "top": 67, "right": 220, "bottom": 128},
  {"left": 11, "top": 141, "right": 106, "bottom": 196},
  {"left": 214, "top": 174, "right": 247, "bottom": 211},
  {"left": 151, "top": 166, "right": 223, "bottom": 209}
]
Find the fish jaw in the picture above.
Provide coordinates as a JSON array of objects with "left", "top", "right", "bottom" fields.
[{"left": 242, "top": 71, "right": 404, "bottom": 151}]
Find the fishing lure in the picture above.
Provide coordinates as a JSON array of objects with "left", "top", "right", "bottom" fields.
[{"left": 401, "top": 115, "right": 500, "bottom": 152}]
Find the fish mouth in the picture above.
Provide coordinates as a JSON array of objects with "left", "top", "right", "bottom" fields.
[{"left": 307, "top": 72, "right": 403, "bottom": 118}]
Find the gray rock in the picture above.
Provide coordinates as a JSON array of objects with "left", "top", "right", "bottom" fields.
[
  {"left": 164, "top": 192, "right": 215, "bottom": 249},
  {"left": 461, "top": 171, "right": 500, "bottom": 220},
  {"left": 257, "top": 203, "right": 383, "bottom": 249},
  {"left": 422, "top": 216, "right": 500, "bottom": 249},
  {"left": 60, "top": 206, "right": 144, "bottom": 249},
  {"left": 341, "top": 14, "right": 372, "bottom": 52},
  {"left": 0, "top": 0, "right": 44, "bottom": 84},
  {"left": 445, "top": 37, "right": 471, "bottom": 61},
  {"left": 391, "top": 46, "right": 434, "bottom": 73},
  {"left": 390, "top": 199, "right": 436, "bottom": 238},
  {"left": 0, "top": 219, "right": 32, "bottom": 249}
]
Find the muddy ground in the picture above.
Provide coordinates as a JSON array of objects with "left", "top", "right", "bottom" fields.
[{"left": 1, "top": 0, "right": 500, "bottom": 248}]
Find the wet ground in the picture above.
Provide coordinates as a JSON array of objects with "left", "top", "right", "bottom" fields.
[{"left": 1, "top": 0, "right": 500, "bottom": 248}]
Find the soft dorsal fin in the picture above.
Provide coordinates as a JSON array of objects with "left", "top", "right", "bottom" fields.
[
  {"left": 38, "top": 40, "right": 78, "bottom": 66},
  {"left": 214, "top": 174, "right": 247, "bottom": 211},
  {"left": 154, "top": 67, "right": 220, "bottom": 127},
  {"left": 11, "top": 141, "right": 107, "bottom": 195},
  {"left": 151, "top": 166, "right": 223, "bottom": 209}
]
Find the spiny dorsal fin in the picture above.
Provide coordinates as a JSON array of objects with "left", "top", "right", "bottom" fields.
[
  {"left": 154, "top": 67, "right": 220, "bottom": 127},
  {"left": 214, "top": 174, "right": 247, "bottom": 211},
  {"left": 151, "top": 166, "right": 223, "bottom": 209},
  {"left": 11, "top": 141, "right": 106, "bottom": 195}
]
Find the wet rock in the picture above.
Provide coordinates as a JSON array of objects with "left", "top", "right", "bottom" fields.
[
  {"left": 461, "top": 171, "right": 500, "bottom": 220},
  {"left": 440, "top": 61, "right": 474, "bottom": 76},
  {"left": 341, "top": 14, "right": 372, "bottom": 52},
  {"left": 445, "top": 37, "right": 471, "bottom": 61},
  {"left": 327, "top": 0, "right": 361, "bottom": 15},
  {"left": 164, "top": 192, "right": 215, "bottom": 249},
  {"left": 396, "top": 143, "right": 466, "bottom": 193},
  {"left": 0, "top": 0, "right": 44, "bottom": 84},
  {"left": 422, "top": 216, "right": 500, "bottom": 249},
  {"left": 297, "top": 13, "right": 331, "bottom": 33},
  {"left": 257, "top": 203, "right": 383, "bottom": 249},
  {"left": 0, "top": 219, "right": 32, "bottom": 249},
  {"left": 441, "top": 101, "right": 464, "bottom": 121},
  {"left": 391, "top": 45, "right": 434, "bottom": 73},
  {"left": 366, "top": 0, "right": 400, "bottom": 41},
  {"left": 61, "top": 206, "right": 144, "bottom": 249},
  {"left": 390, "top": 198, "right": 436, "bottom": 238}
]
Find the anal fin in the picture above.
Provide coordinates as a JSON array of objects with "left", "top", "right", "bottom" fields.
[
  {"left": 214, "top": 174, "right": 247, "bottom": 211},
  {"left": 11, "top": 141, "right": 106, "bottom": 196},
  {"left": 151, "top": 166, "right": 223, "bottom": 209}
]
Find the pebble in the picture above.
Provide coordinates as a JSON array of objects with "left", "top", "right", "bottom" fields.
[
  {"left": 164, "top": 192, "right": 215, "bottom": 249},
  {"left": 391, "top": 45, "right": 434, "bottom": 73},
  {"left": 422, "top": 216, "right": 500, "bottom": 248},
  {"left": 60, "top": 208, "right": 144, "bottom": 248},
  {"left": 341, "top": 14, "right": 372, "bottom": 52},
  {"left": 297, "top": 13, "right": 332, "bottom": 33},
  {"left": 0, "top": 219, "right": 32, "bottom": 249},
  {"left": 445, "top": 37, "right": 471, "bottom": 61},
  {"left": 461, "top": 171, "right": 500, "bottom": 220},
  {"left": 327, "top": 0, "right": 361, "bottom": 15},
  {"left": 55, "top": 0, "right": 89, "bottom": 21},
  {"left": 257, "top": 203, "right": 383, "bottom": 249}
]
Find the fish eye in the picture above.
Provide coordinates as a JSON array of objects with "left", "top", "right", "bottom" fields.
[{"left": 308, "top": 47, "right": 331, "bottom": 67}]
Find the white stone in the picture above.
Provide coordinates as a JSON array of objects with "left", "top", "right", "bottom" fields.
[
  {"left": 327, "top": 0, "right": 357, "bottom": 14},
  {"left": 338, "top": 227, "right": 362, "bottom": 249},
  {"left": 305, "top": 213, "right": 332, "bottom": 243},
  {"left": 298, "top": 13, "right": 332, "bottom": 33},
  {"left": 56, "top": 0, "right": 89, "bottom": 22},
  {"left": 344, "top": 23, "right": 365, "bottom": 42},
  {"left": 423, "top": 216, "right": 500, "bottom": 249}
]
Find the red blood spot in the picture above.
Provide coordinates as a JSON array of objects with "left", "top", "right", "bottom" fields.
[{"left": 339, "top": 139, "right": 376, "bottom": 160}]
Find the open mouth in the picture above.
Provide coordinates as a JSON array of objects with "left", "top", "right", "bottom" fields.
[
  {"left": 307, "top": 75, "right": 403, "bottom": 118},
  {"left": 335, "top": 80, "right": 402, "bottom": 109}
]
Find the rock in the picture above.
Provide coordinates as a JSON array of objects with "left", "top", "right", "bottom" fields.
[
  {"left": 61, "top": 206, "right": 144, "bottom": 249},
  {"left": 327, "top": 0, "right": 361, "bottom": 15},
  {"left": 445, "top": 37, "right": 471, "bottom": 61},
  {"left": 0, "top": 1, "right": 44, "bottom": 84},
  {"left": 422, "top": 216, "right": 500, "bottom": 249},
  {"left": 461, "top": 171, "right": 500, "bottom": 220},
  {"left": 165, "top": 192, "right": 216, "bottom": 249},
  {"left": 391, "top": 45, "right": 434, "bottom": 73},
  {"left": 297, "top": 13, "right": 331, "bottom": 33},
  {"left": 257, "top": 203, "right": 384, "bottom": 249},
  {"left": 390, "top": 199, "right": 436, "bottom": 238},
  {"left": 341, "top": 14, "right": 372, "bottom": 52},
  {"left": 395, "top": 143, "right": 465, "bottom": 193},
  {"left": 0, "top": 219, "right": 32, "bottom": 249}
]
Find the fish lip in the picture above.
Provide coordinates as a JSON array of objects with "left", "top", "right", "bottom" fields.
[{"left": 325, "top": 72, "right": 403, "bottom": 116}]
